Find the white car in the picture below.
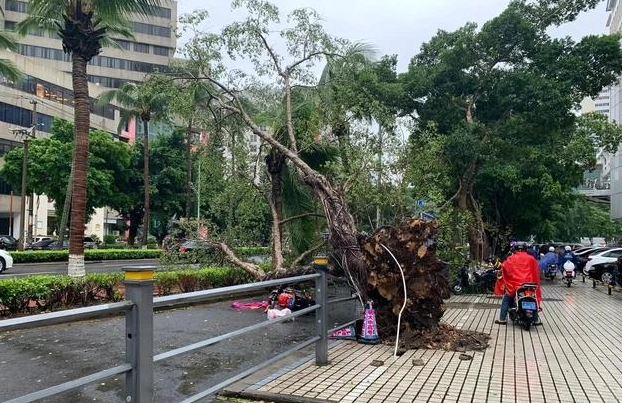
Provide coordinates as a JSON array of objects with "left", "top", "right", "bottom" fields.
[
  {"left": 0, "top": 248, "right": 13, "bottom": 274},
  {"left": 584, "top": 247, "right": 622, "bottom": 274}
]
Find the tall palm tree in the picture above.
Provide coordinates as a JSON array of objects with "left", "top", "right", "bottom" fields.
[
  {"left": 98, "top": 79, "right": 169, "bottom": 246},
  {"left": 17, "top": 0, "right": 161, "bottom": 276}
]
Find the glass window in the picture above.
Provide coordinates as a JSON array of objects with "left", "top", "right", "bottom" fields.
[
  {"left": 152, "top": 45, "right": 170, "bottom": 56},
  {"left": 134, "top": 43, "right": 150, "bottom": 53}
]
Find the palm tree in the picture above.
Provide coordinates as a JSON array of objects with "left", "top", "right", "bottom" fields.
[
  {"left": 17, "top": 0, "right": 161, "bottom": 275},
  {"left": 0, "top": 31, "right": 22, "bottom": 81},
  {"left": 98, "top": 79, "right": 169, "bottom": 246}
]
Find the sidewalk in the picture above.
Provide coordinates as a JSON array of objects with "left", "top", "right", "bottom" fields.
[{"left": 223, "top": 279, "right": 622, "bottom": 403}]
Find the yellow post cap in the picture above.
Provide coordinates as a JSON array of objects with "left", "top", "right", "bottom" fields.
[
  {"left": 313, "top": 256, "right": 329, "bottom": 266},
  {"left": 123, "top": 266, "right": 155, "bottom": 281}
]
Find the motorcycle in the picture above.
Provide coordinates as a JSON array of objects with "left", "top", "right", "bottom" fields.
[
  {"left": 562, "top": 261, "right": 575, "bottom": 287},
  {"left": 508, "top": 282, "right": 540, "bottom": 331},
  {"left": 267, "top": 286, "right": 315, "bottom": 312},
  {"left": 545, "top": 264, "right": 558, "bottom": 281},
  {"left": 452, "top": 262, "right": 499, "bottom": 295}
]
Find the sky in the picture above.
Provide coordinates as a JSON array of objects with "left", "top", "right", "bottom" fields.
[{"left": 175, "top": 0, "right": 611, "bottom": 72}]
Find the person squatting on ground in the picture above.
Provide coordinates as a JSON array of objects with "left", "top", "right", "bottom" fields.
[
  {"left": 495, "top": 241, "right": 543, "bottom": 325},
  {"left": 558, "top": 245, "right": 579, "bottom": 277}
]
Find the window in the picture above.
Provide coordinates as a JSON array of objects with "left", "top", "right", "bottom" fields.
[
  {"left": 5, "top": 0, "right": 29, "bottom": 13},
  {"left": 132, "top": 22, "right": 171, "bottom": 38},
  {"left": 152, "top": 45, "right": 170, "bottom": 56},
  {"left": 115, "top": 39, "right": 131, "bottom": 50},
  {"left": 17, "top": 45, "right": 169, "bottom": 74},
  {"left": 133, "top": 43, "right": 150, "bottom": 53},
  {"left": 146, "top": 6, "right": 172, "bottom": 19}
]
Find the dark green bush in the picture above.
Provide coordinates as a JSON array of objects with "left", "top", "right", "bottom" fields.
[{"left": 0, "top": 267, "right": 253, "bottom": 317}]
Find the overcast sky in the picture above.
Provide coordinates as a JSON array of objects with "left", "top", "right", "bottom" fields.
[{"left": 175, "top": 0, "right": 610, "bottom": 72}]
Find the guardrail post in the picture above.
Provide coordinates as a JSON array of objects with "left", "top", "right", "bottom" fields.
[
  {"left": 593, "top": 279, "right": 596, "bottom": 288},
  {"left": 313, "top": 256, "right": 329, "bottom": 366},
  {"left": 123, "top": 266, "right": 156, "bottom": 403}
]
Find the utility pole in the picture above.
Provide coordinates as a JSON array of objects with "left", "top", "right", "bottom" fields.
[
  {"left": 12, "top": 127, "right": 32, "bottom": 251},
  {"left": 28, "top": 100, "right": 37, "bottom": 244}
]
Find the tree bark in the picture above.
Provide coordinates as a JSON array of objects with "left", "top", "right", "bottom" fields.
[
  {"left": 68, "top": 54, "right": 88, "bottom": 278},
  {"left": 266, "top": 148, "right": 286, "bottom": 273}
]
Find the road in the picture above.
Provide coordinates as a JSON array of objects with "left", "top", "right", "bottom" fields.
[
  {"left": 0, "top": 284, "right": 359, "bottom": 402},
  {"left": 2, "top": 259, "right": 161, "bottom": 278}
]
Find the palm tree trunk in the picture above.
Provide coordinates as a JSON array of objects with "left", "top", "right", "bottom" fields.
[
  {"left": 58, "top": 164, "right": 74, "bottom": 245},
  {"left": 68, "top": 54, "right": 89, "bottom": 277},
  {"left": 142, "top": 119, "right": 150, "bottom": 247}
]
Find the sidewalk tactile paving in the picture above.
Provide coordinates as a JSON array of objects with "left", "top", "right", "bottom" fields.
[{"left": 224, "top": 279, "right": 622, "bottom": 402}]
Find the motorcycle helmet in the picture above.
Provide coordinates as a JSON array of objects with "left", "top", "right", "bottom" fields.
[
  {"left": 277, "top": 292, "right": 292, "bottom": 308},
  {"left": 548, "top": 246, "right": 555, "bottom": 252},
  {"left": 564, "top": 245, "right": 571, "bottom": 252},
  {"left": 512, "top": 241, "right": 528, "bottom": 252}
]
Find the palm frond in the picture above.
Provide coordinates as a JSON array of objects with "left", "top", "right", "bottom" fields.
[{"left": 0, "top": 59, "right": 23, "bottom": 81}]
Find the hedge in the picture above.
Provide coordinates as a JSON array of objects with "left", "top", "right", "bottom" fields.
[
  {"left": 11, "top": 246, "right": 270, "bottom": 264},
  {"left": 0, "top": 266, "right": 255, "bottom": 316}
]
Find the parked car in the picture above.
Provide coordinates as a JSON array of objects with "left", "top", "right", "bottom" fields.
[
  {"left": 25, "top": 238, "right": 59, "bottom": 251},
  {"left": 0, "top": 248, "right": 14, "bottom": 273},
  {"left": 585, "top": 261, "right": 618, "bottom": 284},
  {"left": 584, "top": 247, "right": 622, "bottom": 274},
  {"left": 44, "top": 239, "right": 69, "bottom": 250},
  {"left": 576, "top": 247, "right": 612, "bottom": 273},
  {"left": 178, "top": 239, "right": 212, "bottom": 253},
  {"left": 83, "top": 237, "right": 98, "bottom": 249},
  {"left": 0, "top": 235, "right": 18, "bottom": 251}
]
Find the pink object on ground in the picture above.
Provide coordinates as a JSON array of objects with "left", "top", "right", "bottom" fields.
[{"left": 231, "top": 301, "right": 269, "bottom": 310}]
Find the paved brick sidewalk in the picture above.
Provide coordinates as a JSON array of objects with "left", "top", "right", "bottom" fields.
[{"left": 223, "top": 279, "right": 622, "bottom": 403}]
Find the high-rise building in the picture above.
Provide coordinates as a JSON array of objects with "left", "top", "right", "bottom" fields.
[
  {"left": 0, "top": 0, "right": 177, "bottom": 240},
  {"left": 605, "top": 0, "right": 622, "bottom": 219}
]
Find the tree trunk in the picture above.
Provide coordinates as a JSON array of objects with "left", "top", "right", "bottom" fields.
[
  {"left": 185, "top": 121, "right": 193, "bottom": 218},
  {"left": 457, "top": 159, "right": 486, "bottom": 261},
  {"left": 141, "top": 118, "right": 150, "bottom": 247},
  {"left": 127, "top": 207, "right": 141, "bottom": 246},
  {"left": 68, "top": 54, "right": 88, "bottom": 278},
  {"left": 266, "top": 148, "right": 286, "bottom": 273},
  {"left": 58, "top": 164, "right": 74, "bottom": 245},
  {"left": 302, "top": 172, "right": 369, "bottom": 297}
]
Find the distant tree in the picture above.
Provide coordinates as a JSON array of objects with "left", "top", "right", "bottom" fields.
[
  {"left": 98, "top": 78, "right": 170, "bottom": 246},
  {"left": 396, "top": 0, "right": 622, "bottom": 259},
  {"left": 0, "top": 119, "right": 133, "bottom": 232}
]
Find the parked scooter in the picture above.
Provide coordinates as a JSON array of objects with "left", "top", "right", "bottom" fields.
[
  {"left": 267, "top": 286, "right": 315, "bottom": 312},
  {"left": 452, "top": 261, "right": 499, "bottom": 295},
  {"left": 562, "top": 261, "right": 575, "bottom": 287},
  {"left": 544, "top": 264, "right": 558, "bottom": 281},
  {"left": 508, "top": 283, "right": 540, "bottom": 331}
]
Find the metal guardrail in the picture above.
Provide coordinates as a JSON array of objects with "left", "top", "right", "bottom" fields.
[{"left": 0, "top": 263, "right": 357, "bottom": 402}]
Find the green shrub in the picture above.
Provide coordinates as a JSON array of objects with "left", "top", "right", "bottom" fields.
[
  {"left": 11, "top": 249, "right": 163, "bottom": 263},
  {"left": 103, "top": 235, "right": 118, "bottom": 245},
  {"left": 0, "top": 267, "right": 254, "bottom": 317}
]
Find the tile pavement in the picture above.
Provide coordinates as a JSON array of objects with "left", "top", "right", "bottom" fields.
[{"left": 223, "top": 277, "right": 622, "bottom": 403}]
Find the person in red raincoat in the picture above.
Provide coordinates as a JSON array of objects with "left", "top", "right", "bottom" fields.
[{"left": 495, "top": 241, "right": 542, "bottom": 325}]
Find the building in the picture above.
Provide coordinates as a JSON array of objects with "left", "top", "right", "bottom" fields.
[
  {"left": 605, "top": 0, "right": 622, "bottom": 219},
  {"left": 0, "top": 0, "right": 178, "bottom": 241}
]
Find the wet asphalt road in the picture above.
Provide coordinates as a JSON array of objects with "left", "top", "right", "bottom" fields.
[{"left": 0, "top": 287, "right": 359, "bottom": 403}]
